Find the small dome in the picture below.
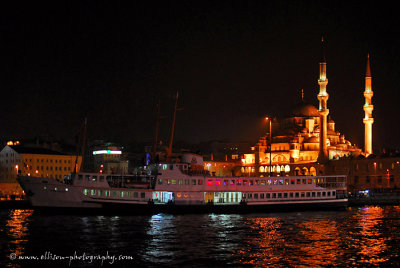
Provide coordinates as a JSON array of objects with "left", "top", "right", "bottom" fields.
[
  {"left": 304, "top": 136, "right": 319, "bottom": 143},
  {"left": 289, "top": 101, "right": 319, "bottom": 117}
]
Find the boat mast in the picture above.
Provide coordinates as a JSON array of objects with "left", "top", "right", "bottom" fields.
[
  {"left": 152, "top": 99, "right": 161, "bottom": 160},
  {"left": 167, "top": 92, "right": 182, "bottom": 159},
  {"left": 81, "top": 117, "right": 87, "bottom": 171},
  {"left": 74, "top": 118, "right": 87, "bottom": 173}
]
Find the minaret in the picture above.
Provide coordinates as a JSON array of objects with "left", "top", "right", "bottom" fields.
[
  {"left": 363, "top": 54, "right": 374, "bottom": 156},
  {"left": 317, "top": 37, "right": 329, "bottom": 162}
]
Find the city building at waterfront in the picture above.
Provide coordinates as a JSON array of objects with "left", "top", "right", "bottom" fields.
[{"left": 0, "top": 144, "right": 82, "bottom": 197}]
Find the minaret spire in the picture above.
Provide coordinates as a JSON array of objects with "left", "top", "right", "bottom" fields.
[
  {"left": 363, "top": 53, "right": 374, "bottom": 156},
  {"left": 317, "top": 36, "right": 329, "bottom": 162}
]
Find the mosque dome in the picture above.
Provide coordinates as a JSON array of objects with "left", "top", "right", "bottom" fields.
[{"left": 289, "top": 101, "right": 319, "bottom": 117}]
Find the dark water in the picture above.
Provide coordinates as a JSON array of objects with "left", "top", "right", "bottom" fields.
[{"left": 1, "top": 206, "right": 400, "bottom": 267}]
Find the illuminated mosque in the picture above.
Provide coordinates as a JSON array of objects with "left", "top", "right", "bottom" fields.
[{"left": 240, "top": 39, "right": 373, "bottom": 176}]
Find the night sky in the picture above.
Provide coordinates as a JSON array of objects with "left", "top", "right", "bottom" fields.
[{"left": 1, "top": 1, "right": 400, "bottom": 151}]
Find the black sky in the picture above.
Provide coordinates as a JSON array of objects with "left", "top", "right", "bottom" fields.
[{"left": 1, "top": 1, "right": 400, "bottom": 151}]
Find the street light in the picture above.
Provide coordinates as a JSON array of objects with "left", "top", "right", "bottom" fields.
[{"left": 266, "top": 117, "right": 272, "bottom": 177}]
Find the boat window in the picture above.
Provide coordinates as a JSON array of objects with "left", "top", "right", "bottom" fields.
[
  {"left": 291, "top": 179, "right": 295, "bottom": 185},
  {"left": 85, "top": 175, "right": 90, "bottom": 181},
  {"left": 273, "top": 179, "right": 278, "bottom": 185},
  {"left": 255, "top": 180, "right": 260, "bottom": 185},
  {"left": 247, "top": 193, "right": 252, "bottom": 199},
  {"left": 254, "top": 193, "right": 258, "bottom": 199},
  {"left": 317, "top": 192, "right": 321, "bottom": 197},
  {"left": 322, "top": 192, "right": 326, "bottom": 197},
  {"left": 105, "top": 190, "right": 110, "bottom": 197},
  {"left": 243, "top": 180, "right": 247, "bottom": 186},
  {"left": 302, "top": 179, "right": 306, "bottom": 184},
  {"left": 249, "top": 180, "right": 253, "bottom": 186},
  {"left": 272, "top": 193, "right": 276, "bottom": 198},
  {"left": 279, "top": 179, "right": 284, "bottom": 185},
  {"left": 295, "top": 192, "right": 299, "bottom": 198},
  {"left": 242, "top": 193, "right": 246, "bottom": 199},
  {"left": 121, "top": 191, "right": 124, "bottom": 198},
  {"left": 278, "top": 193, "right": 282, "bottom": 198},
  {"left": 266, "top": 193, "right": 271, "bottom": 199},
  {"left": 92, "top": 176, "right": 97, "bottom": 182},
  {"left": 78, "top": 175, "right": 83, "bottom": 180},
  {"left": 332, "top": 191, "right": 336, "bottom": 196},
  {"left": 158, "top": 179, "right": 163, "bottom": 185},
  {"left": 224, "top": 180, "right": 228, "bottom": 186},
  {"left": 285, "top": 179, "right": 289, "bottom": 185},
  {"left": 215, "top": 180, "right": 221, "bottom": 186},
  {"left": 169, "top": 164, "right": 173, "bottom": 170},
  {"left": 141, "top": 192, "right": 145, "bottom": 198},
  {"left": 192, "top": 179, "right": 196, "bottom": 185},
  {"left": 178, "top": 179, "right": 183, "bottom": 185},
  {"left": 126, "top": 192, "right": 131, "bottom": 197},
  {"left": 301, "top": 192, "right": 305, "bottom": 198},
  {"left": 327, "top": 192, "right": 331, "bottom": 197},
  {"left": 312, "top": 192, "right": 316, "bottom": 197},
  {"left": 207, "top": 179, "right": 213, "bottom": 186},
  {"left": 296, "top": 179, "right": 301, "bottom": 184},
  {"left": 307, "top": 179, "right": 312, "bottom": 184},
  {"left": 112, "top": 191, "right": 117, "bottom": 197},
  {"left": 90, "top": 189, "right": 96, "bottom": 196},
  {"left": 230, "top": 180, "right": 235, "bottom": 185},
  {"left": 185, "top": 179, "right": 190, "bottom": 185},
  {"left": 198, "top": 179, "right": 203, "bottom": 185},
  {"left": 134, "top": 192, "right": 138, "bottom": 198},
  {"left": 163, "top": 164, "right": 167, "bottom": 170},
  {"left": 236, "top": 179, "right": 242, "bottom": 185},
  {"left": 290, "top": 193, "right": 294, "bottom": 198},
  {"left": 260, "top": 193, "right": 264, "bottom": 199},
  {"left": 306, "top": 192, "right": 310, "bottom": 197},
  {"left": 284, "top": 193, "right": 288, "bottom": 198},
  {"left": 98, "top": 190, "right": 102, "bottom": 196},
  {"left": 171, "top": 179, "right": 176, "bottom": 185},
  {"left": 261, "top": 180, "right": 266, "bottom": 186},
  {"left": 99, "top": 176, "right": 104, "bottom": 182}
]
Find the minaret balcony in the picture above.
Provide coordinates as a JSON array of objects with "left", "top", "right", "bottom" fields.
[
  {"left": 364, "top": 91, "right": 374, "bottom": 98},
  {"left": 363, "top": 118, "right": 374, "bottom": 124},
  {"left": 363, "top": 105, "right": 374, "bottom": 114}
]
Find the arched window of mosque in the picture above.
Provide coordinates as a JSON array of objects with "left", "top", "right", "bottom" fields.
[
  {"left": 302, "top": 167, "right": 309, "bottom": 176},
  {"left": 379, "top": 163, "right": 383, "bottom": 170},
  {"left": 276, "top": 166, "right": 281, "bottom": 172},
  {"left": 285, "top": 165, "right": 290, "bottom": 173},
  {"left": 281, "top": 165, "right": 285, "bottom": 172},
  {"left": 241, "top": 167, "right": 245, "bottom": 173},
  {"left": 355, "top": 163, "right": 359, "bottom": 170},
  {"left": 310, "top": 167, "right": 317, "bottom": 176},
  {"left": 392, "top": 163, "right": 395, "bottom": 170},
  {"left": 260, "top": 166, "right": 264, "bottom": 173}
]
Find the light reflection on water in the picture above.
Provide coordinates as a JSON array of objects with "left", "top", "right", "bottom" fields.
[
  {"left": 1, "top": 206, "right": 400, "bottom": 267},
  {"left": 1, "top": 209, "right": 33, "bottom": 268}
]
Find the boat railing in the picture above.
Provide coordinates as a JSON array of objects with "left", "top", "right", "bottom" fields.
[
  {"left": 316, "top": 182, "right": 346, "bottom": 189},
  {"left": 178, "top": 169, "right": 210, "bottom": 176}
]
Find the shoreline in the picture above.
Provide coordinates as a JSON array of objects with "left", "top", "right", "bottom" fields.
[{"left": 1, "top": 197, "right": 400, "bottom": 211}]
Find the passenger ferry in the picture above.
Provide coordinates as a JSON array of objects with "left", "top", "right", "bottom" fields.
[{"left": 17, "top": 153, "right": 348, "bottom": 213}]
